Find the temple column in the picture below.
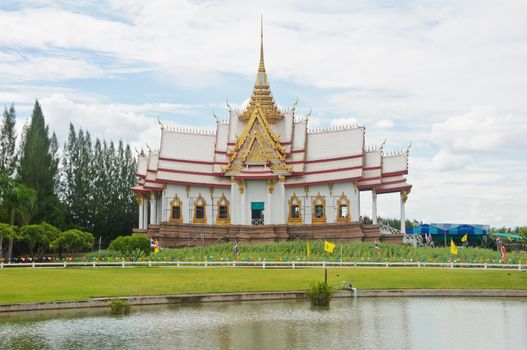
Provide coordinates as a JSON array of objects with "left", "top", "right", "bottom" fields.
[
  {"left": 150, "top": 193, "right": 157, "bottom": 225},
  {"left": 279, "top": 176, "right": 286, "bottom": 224},
  {"left": 238, "top": 180, "right": 246, "bottom": 225},
  {"left": 400, "top": 190, "right": 408, "bottom": 234},
  {"left": 142, "top": 197, "right": 149, "bottom": 229},
  {"left": 265, "top": 179, "right": 275, "bottom": 225},
  {"left": 230, "top": 177, "right": 237, "bottom": 224},
  {"left": 372, "top": 188, "right": 378, "bottom": 225},
  {"left": 138, "top": 196, "right": 144, "bottom": 229}
]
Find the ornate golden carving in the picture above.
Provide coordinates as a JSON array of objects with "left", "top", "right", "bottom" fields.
[
  {"left": 336, "top": 192, "right": 351, "bottom": 223},
  {"left": 312, "top": 192, "right": 326, "bottom": 224},
  {"left": 209, "top": 187, "right": 214, "bottom": 200},
  {"left": 304, "top": 185, "right": 309, "bottom": 195},
  {"left": 134, "top": 193, "right": 143, "bottom": 205},
  {"left": 236, "top": 179, "right": 246, "bottom": 194},
  {"left": 185, "top": 184, "right": 191, "bottom": 198},
  {"left": 279, "top": 175, "right": 285, "bottom": 183},
  {"left": 401, "top": 190, "right": 409, "bottom": 204},
  {"left": 193, "top": 193, "right": 207, "bottom": 224},
  {"left": 288, "top": 193, "right": 302, "bottom": 225},
  {"left": 169, "top": 194, "right": 183, "bottom": 224},
  {"left": 328, "top": 183, "right": 334, "bottom": 197},
  {"left": 216, "top": 193, "right": 230, "bottom": 225},
  {"left": 267, "top": 178, "right": 277, "bottom": 194}
]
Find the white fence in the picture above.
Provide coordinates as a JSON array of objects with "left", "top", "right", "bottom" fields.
[{"left": 0, "top": 260, "right": 525, "bottom": 271}]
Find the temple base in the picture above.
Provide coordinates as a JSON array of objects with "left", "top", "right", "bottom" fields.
[{"left": 133, "top": 222, "right": 403, "bottom": 248}]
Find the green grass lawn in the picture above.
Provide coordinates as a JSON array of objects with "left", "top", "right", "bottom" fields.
[{"left": 1, "top": 267, "right": 526, "bottom": 304}]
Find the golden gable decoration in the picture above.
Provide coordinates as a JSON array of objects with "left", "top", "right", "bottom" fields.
[
  {"left": 336, "top": 192, "right": 351, "bottom": 223},
  {"left": 193, "top": 193, "right": 207, "bottom": 224},
  {"left": 288, "top": 192, "right": 302, "bottom": 225}
]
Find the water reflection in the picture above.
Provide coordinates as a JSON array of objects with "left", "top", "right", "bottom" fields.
[{"left": 1, "top": 298, "right": 526, "bottom": 350}]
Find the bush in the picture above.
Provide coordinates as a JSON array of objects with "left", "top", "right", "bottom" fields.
[
  {"left": 108, "top": 234, "right": 150, "bottom": 256},
  {"left": 306, "top": 282, "right": 333, "bottom": 307},
  {"left": 52, "top": 229, "right": 95, "bottom": 253},
  {"left": 19, "top": 223, "right": 61, "bottom": 257},
  {"left": 109, "top": 299, "right": 130, "bottom": 315}
]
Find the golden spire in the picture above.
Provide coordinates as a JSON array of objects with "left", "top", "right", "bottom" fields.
[
  {"left": 239, "top": 16, "right": 283, "bottom": 123},
  {"left": 258, "top": 15, "right": 265, "bottom": 73}
]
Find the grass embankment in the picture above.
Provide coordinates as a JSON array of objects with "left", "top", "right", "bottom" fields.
[
  {"left": 87, "top": 241, "right": 527, "bottom": 264},
  {"left": 1, "top": 268, "right": 526, "bottom": 304}
]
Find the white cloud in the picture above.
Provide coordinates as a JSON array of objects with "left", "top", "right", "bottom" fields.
[
  {"left": 431, "top": 107, "right": 527, "bottom": 154},
  {"left": 374, "top": 119, "right": 394, "bottom": 129},
  {"left": 330, "top": 117, "right": 358, "bottom": 127}
]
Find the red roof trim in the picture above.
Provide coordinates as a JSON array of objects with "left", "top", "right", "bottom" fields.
[
  {"left": 382, "top": 170, "right": 408, "bottom": 177},
  {"left": 153, "top": 179, "right": 230, "bottom": 188},
  {"left": 214, "top": 150, "right": 227, "bottom": 155},
  {"left": 158, "top": 168, "right": 213, "bottom": 176},
  {"left": 235, "top": 175, "right": 277, "bottom": 180},
  {"left": 358, "top": 176, "right": 381, "bottom": 182},
  {"left": 240, "top": 170, "right": 274, "bottom": 174},
  {"left": 381, "top": 179, "right": 407, "bottom": 186},
  {"left": 159, "top": 157, "right": 228, "bottom": 166},
  {"left": 285, "top": 176, "right": 361, "bottom": 187},
  {"left": 293, "top": 165, "right": 362, "bottom": 176},
  {"left": 288, "top": 153, "right": 362, "bottom": 165},
  {"left": 376, "top": 185, "right": 412, "bottom": 194},
  {"left": 363, "top": 166, "right": 382, "bottom": 171},
  {"left": 131, "top": 188, "right": 150, "bottom": 194},
  {"left": 290, "top": 149, "right": 305, "bottom": 154}
]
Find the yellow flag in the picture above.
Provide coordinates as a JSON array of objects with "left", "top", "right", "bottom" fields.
[
  {"left": 450, "top": 239, "right": 458, "bottom": 255},
  {"left": 324, "top": 240, "right": 336, "bottom": 253},
  {"left": 461, "top": 234, "right": 468, "bottom": 242},
  {"left": 154, "top": 239, "right": 160, "bottom": 254},
  {"left": 306, "top": 240, "right": 311, "bottom": 257}
]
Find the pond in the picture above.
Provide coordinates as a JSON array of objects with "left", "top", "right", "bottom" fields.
[{"left": 1, "top": 297, "right": 526, "bottom": 349}]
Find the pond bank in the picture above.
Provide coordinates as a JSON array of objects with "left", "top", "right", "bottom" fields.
[{"left": 2, "top": 289, "right": 526, "bottom": 313}]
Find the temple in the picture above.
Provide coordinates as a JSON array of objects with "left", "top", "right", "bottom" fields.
[{"left": 132, "top": 22, "right": 412, "bottom": 247}]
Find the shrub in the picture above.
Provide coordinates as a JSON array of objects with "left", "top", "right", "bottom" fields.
[
  {"left": 52, "top": 229, "right": 95, "bottom": 253},
  {"left": 306, "top": 282, "right": 333, "bottom": 307},
  {"left": 108, "top": 234, "right": 150, "bottom": 256},
  {"left": 109, "top": 299, "right": 130, "bottom": 315},
  {"left": 19, "top": 223, "right": 61, "bottom": 257}
]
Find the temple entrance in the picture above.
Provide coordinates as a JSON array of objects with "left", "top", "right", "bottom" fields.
[{"left": 251, "top": 202, "right": 265, "bottom": 225}]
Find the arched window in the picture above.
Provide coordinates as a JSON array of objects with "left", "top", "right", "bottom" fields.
[
  {"left": 312, "top": 192, "right": 326, "bottom": 224},
  {"left": 336, "top": 192, "right": 351, "bottom": 223},
  {"left": 193, "top": 194, "right": 207, "bottom": 224},
  {"left": 288, "top": 193, "right": 302, "bottom": 225},
  {"left": 170, "top": 194, "right": 183, "bottom": 224},
  {"left": 216, "top": 193, "right": 230, "bottom": 225}
]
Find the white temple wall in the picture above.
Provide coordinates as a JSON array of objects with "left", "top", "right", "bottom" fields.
[{"left": 244, "top": 180, "right": 268, "bottom": 225}]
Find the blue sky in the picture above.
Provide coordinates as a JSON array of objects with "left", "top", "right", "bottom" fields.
[{"left": 1, "top": 0, "right": 526, "bottom": 227}]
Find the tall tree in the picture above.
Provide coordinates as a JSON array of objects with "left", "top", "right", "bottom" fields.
[
  {"left": 0, "top": 104, "right": 17, "bottom": 177},
  {"left": 17, "top": 100, "right": 62, "bottom": 226}
]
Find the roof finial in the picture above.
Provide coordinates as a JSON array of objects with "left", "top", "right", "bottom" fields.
[{"left": 258, "top": 15, "right": 265, "bottom": 74}]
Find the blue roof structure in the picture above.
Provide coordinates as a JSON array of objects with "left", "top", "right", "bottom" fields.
[{"left": 407, "top": 223, "right": 489, "bottom": 235}]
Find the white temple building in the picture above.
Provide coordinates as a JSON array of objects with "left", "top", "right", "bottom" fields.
[{"left": 132, "top": 23, "right": 412, "bottom": 247}]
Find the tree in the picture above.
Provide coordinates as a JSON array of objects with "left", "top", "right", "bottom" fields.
[
  {"left": 2, "top": 183, "right": 36, "bottom": 261},
  {"left": 51, "top": 229, "right": 94, "bottom": 255},
  {"left": 17, "top": 100, "right": 62, "bottom": 226},
  {"left": 0, "top": 223, "right": 16, "bottom": 261},
  {"left": 0, "top": 104, "right": 17, "bottom": 177},
  {"left": 19, "top": 223, "right": 60, "bottom": 258}
]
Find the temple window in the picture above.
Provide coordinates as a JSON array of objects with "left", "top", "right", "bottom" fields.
[
  {"left": 216, "top": 193, "right": 230, "bottom": 225},
  {"left": 169, "top": 194, "right": 183, "bottom": 224},
  {"left": 193, "top": 194, "right": 207, "bottom": 224},
  {"left": 336, "top": 192, "right": 351, "bottom": 223},
  {"left": 312, "top": 192, "right": 326, "bottom": 224},
  {"left": 288, "top": 193, "right": 302, "bottom": 224}
]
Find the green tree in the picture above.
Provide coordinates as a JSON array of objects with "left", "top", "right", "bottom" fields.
[
  {"left": 17, "top": 100, "right": 62, "bottom": 226},
  {"left": 0, "top": 104, "right": 17, "bottom": 177},
  {"left": 0, "top": 223, "right": 16, "bottom": 261},
  {"left": 2, "top": 183, "right": 36, "bottom": 261},
  {"left": 51, "top": 229, "right": 94, "bottom": 255},
  {"left": 19, "top": 222, "right": 60, "bottom": 258}
]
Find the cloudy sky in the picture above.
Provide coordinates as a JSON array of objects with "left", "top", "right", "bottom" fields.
[{"left": 1, "top": 0, "right": 526, "bottom": 227}]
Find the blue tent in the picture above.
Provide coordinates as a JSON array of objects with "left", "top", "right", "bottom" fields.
[{"left": 407, "top": 223, "right": 489, "bottom": 236}]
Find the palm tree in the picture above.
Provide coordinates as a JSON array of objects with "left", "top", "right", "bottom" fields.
[{"left": 2, "top": 184, "right": 36, "bottom": 261}]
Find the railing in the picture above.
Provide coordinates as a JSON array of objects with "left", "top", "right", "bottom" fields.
[{"left": 1, "top": 261, "right": 524, "bottom": 271}]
